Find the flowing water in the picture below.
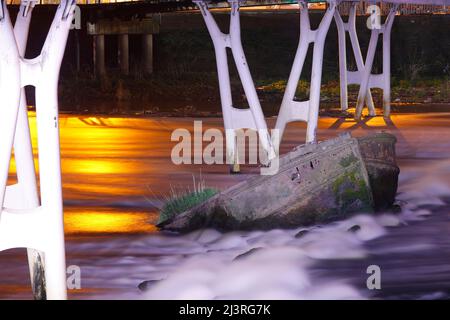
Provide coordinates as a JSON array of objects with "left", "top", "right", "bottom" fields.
[{"left": 0, "top": 111, "right": 449, "bottom": 299}]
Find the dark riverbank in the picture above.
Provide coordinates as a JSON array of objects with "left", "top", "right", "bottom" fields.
[
  {"left": 19, "top": 10, "right": 449, "bottom": 113},
  {"left": 56, "top": 77, "right": 450, "bottom": 116}
]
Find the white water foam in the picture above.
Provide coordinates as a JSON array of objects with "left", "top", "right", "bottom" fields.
[
  {"left": 93, "top": 159, "right": 449, "bottom": 300},
  {"left": 64, "top": 158, "right": 450, "bottom": 300}
]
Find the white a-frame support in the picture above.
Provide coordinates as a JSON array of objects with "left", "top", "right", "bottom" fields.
[
  {"left": 194, "top": 0, "right": 276, "bottom": 168},
  {"left": 11, "top": 0, "right": 46, "bottom": 301},
  {"left": 274, "top": 0, "right": 337, "bottom": 145},
  {"left": 335, "top": 2, "right": 397, "bottom": 119},
  {"left": 0, "top": 0, "right": 76, "bottom": 300},
  {"left": 335, "top": 2, "right": 375, "bottom": 115}
]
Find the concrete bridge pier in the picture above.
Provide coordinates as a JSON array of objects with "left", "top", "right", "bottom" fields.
[
  {"left": 143, "top": 34, "right": 153, "bottom": 75},
  {"left": 94, "top": 34, "right": 106, "bottom": 77},
  {"left": 119, "top": 34, "right": 129, "bottom": 75},
  {"left": 87, "top": 15, "right": 160, "bottom": 77}
]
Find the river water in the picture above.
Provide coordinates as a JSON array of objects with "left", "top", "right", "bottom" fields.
[{"left": 0, "top": 112, "right": 449, "bottom": 299}]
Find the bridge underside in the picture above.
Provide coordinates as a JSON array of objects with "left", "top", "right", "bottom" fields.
[{"left": 7, "top": 1, "right": 319, "bottom": 21}]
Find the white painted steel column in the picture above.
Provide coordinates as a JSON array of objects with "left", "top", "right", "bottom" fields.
[
  {"left": 335, "top": 5, "right": 348, "bottom": 111},
  {"left": 355, "top": 26, "right": 379, "bottom": 119},
  {"left": 306, "top": 1, "right": 336, "bottom": 143},
  {"left": 228, "top": 0, "right": 275, "bottom": 160},
  {"left": 194, "top": 0, "right": 276, "bottom": 169},
  {"left": 0, "top": 0, "right": 76, "bottom": 300},
  {"left": 0, "top": 0, "right": 22, "bottom": 210},
  {"left": 33, "top": 0, "right": 75, "bottom": 300},
  {"left": 274, "top": 0, "right": 336, "bottom": 145},
  {"left": 195, "top": 0, "right": 236, "bottom": 165},
  {"left": 12, "top": 0, "right": 46, "bottom": 300},
  {"left": 354, "top": 5, "right": 397, "bottom": 120},
  {"left": 334, "top": 2, "right": 375, "bottom": 113},
  {"left": 382, "top": 6, "right": 396, "bottom": 118}
]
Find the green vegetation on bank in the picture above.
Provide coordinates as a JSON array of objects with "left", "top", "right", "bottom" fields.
[
  {"left": 58, "top": 13, "right": 449, "bottom": 114},
  {"left": 59, "top": 73, "right": 449, "bottom": 114}
]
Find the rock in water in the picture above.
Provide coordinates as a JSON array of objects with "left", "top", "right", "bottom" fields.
[
  {"left": 159, "top": 133, "right": 375, "bottom": 232},
  {"left": 357, "top": 132, "right": 399, "bottom": 210}
]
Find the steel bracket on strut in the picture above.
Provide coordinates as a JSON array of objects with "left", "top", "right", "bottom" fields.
[
  {"left": 194, "top": 0, "right": 276, "bottom": 170},
  {"left": 274, "top": 0, "right": 337, "bottom": 146},
  {"left": 0, "top": 0, "right": 76, "bottom": 300}
]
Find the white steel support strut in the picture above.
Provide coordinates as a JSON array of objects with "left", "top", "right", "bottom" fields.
[
  {"left": 0, "top": 0, "right": 76, "bottom": 300},
  {"left": 350, "top": 4, "right": 397, "bottom": 120},
  {"left": 194, "top": 0, "right": 276, "bottom": 168},
  {"left": 274, "top": 0, "right": 337, "bottom": 145},
  {"left": 334, "top": 1, "right": 376, "bottom": 115},
  {"left": 12, "top": 0, "right": 47, "bottom": 300}
]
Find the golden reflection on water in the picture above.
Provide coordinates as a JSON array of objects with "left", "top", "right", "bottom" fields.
[
  {"left": 8, "top": 113, "right": 172, "bottom": 235},
  {"left": 64, "top": 208, "right": 158, "bottom": 235},
  {"left": 67, "top": 159, "right": 125, "bottom": 175},
  {"left": 9, "top": 111, "right": 440, "bottom": 235}
]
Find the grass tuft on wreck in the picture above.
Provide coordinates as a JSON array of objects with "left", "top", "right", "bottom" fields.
[{"left": 158, "top": 177, "right": 218, "bottom": 224}]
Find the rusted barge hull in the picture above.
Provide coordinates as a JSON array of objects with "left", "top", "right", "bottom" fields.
[{"left": 159, "top": 132, "right": 399, "bottom": 232}]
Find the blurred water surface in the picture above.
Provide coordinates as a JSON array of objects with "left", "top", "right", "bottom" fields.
[{"left": 1, "top": 112, "right": 449, "bottom": 299}]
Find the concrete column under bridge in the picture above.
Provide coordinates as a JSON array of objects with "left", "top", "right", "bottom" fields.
[
  {"left": 143, "top": 34, "right": 153, "bottom": 75},
  {"left": 87, "top": 15, "right": 160, "bottom": 77},
  {"left": 94, "top": 34, "right": 106, "bottom": 77},
  {"left": 118, "top": 34, "right": 129, "bottom": 75}
]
